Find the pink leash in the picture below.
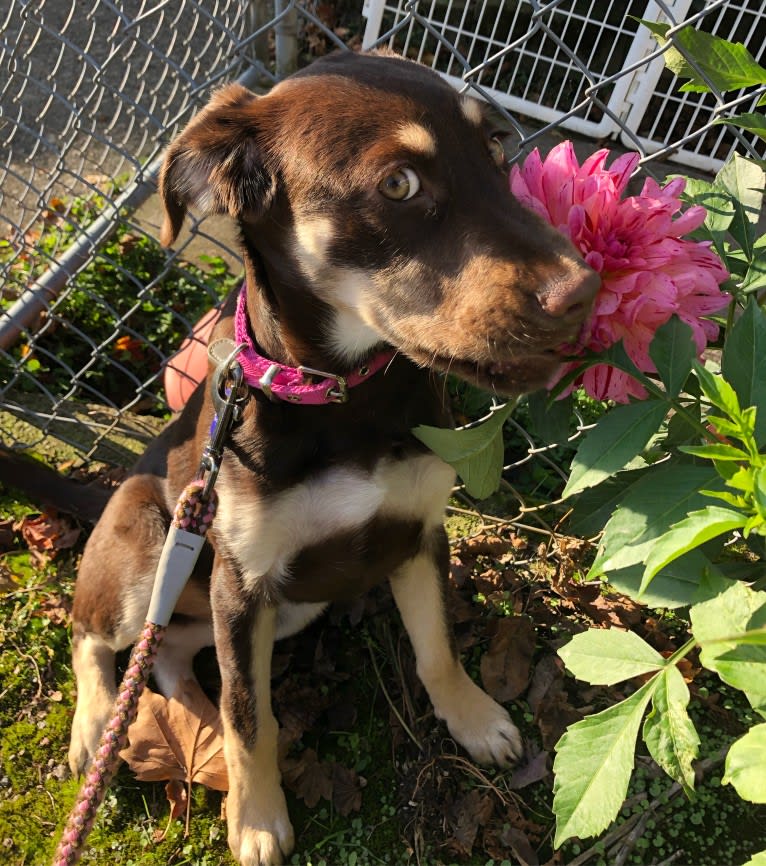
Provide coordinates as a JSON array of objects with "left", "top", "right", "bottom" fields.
[
  {"left": 52, "top": 482, "right": 217, "bottom": 866},
  {"left": 52, "top": 346, "right": 248, "bottom": 866}
]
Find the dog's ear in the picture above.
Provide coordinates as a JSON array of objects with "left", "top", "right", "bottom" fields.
[{"left": 159, "top": 83, "right": 277, "bottom": 247}]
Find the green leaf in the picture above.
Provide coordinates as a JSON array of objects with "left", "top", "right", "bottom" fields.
[
  {"left": 740, "top": 236, "right": 766, "bottom": 295},
  {"left": 693, "top": 360, "right": 742, "bottom": 419},
  {"left": 716, "top": 156, "right": 766, "bottom": 260},
  {"left": 412, "top": 402, "right": 515, "bottom": 499},
  {"left": 704, "top": 627, "right": 766, "bottom": 647},
  {"left": 607, "top": 550, "right": 732, "bottom": 610},
  {"left": 641, "top": 506, "right": 747, "bottom": 592},
  {"left": 643, "top": 666, "right": 700, "bottom": 797},
  {"left": 723, "top": 724, "right": 766, "bottom": 803},
  {"left": 563, "top": 401, "right": 668, "bottom": 498},
  {"left": 559, "top": 629, "right": 664, "bottom": 686},
  {"left": 679, "top": 443, "right": 750, "bottom": 461},
  {"left": 642, "top": 21, "right": 766, "bottom": 93},
  {"left": 722, "top": 298, "right": 766, "bottom": 446},
  {"left": 755, "top": 466, "right": 766, "bottom": 520},
  {"left": 589, "top": 465, "right": 723, "bottom": 576},
  {"left": 715, "top": 112, "right": 766, "bottom": 142},
  {"left": 677, "top": 175, "right": 735, "bottom": 259},
  {"left": 692, "top": 582, "right": 766, "bottom": 713},
  {"left": 648, "top": 317, "right": 695, "bottom": 398},
  {"left": 568, "top": 468, "right": 648, "bottom": 538},
  {"left": 553, "top": 679, "right": 657, "bottom": 847},
  {"left": 706, "top": 412, "right": 751, "bottom": 442}
]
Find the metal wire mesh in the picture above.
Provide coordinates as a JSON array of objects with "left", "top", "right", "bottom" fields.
[{"left": 1, "top": 0, "right": 764, "bottom": 474}]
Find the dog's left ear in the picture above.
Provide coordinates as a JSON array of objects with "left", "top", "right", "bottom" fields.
[{"left": 159, "top": 83, "right": 277, "bottom": 247}]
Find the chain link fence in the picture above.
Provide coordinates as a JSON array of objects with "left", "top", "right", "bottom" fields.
[{"left": 1, "top": 0, "right": 764, "bottom": 479}]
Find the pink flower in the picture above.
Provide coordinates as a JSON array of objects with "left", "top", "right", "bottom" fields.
[{"left": 510, "top": 142, "right": 729, "bottom": 402}]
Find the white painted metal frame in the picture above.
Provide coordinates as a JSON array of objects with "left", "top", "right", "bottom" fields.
[{"left": 362, "top": 0, "right": 766, "bottom": 173}]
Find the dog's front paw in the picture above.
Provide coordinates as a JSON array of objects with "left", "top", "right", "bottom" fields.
[
  {"left": 228, "top": 788, "right": 295, "bottom": 866},
  {"left": 68, "top": 701, "right": 112, "bottom": 776},
  {"left": 436, "top": 673, "right": 522, "bottom": 767}
]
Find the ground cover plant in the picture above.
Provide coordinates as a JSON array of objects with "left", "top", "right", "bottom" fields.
[{"left": 0, "top": 187, "right": 238, "bottom": 410}]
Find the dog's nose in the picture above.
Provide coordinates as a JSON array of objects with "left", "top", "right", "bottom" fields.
[{"left": 537, "top": 266, "right": 601, "bottom": 321}]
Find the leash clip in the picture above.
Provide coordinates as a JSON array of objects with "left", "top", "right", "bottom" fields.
[{"left": 197, "top": 342, "right": 249, "bottom": 500}]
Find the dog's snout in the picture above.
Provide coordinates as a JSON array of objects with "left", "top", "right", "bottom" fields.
[{"left": 537, "top": 265, "right": 600, "bottom": 321}]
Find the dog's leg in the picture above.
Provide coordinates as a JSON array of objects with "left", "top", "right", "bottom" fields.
[
  {"left": 68, "top": 474, "right": 169, "bottom": 774},
  {"left": 389, "top": 529, "right": 522, "bottom": 767},
  {"left": 152, "top": 619, "right": 214, "bottom": 697},
  {"left": 68, "top": 631, "right": 118, "bottom": 775},
  {"left": 213, "top": 573, "right": 293, "bottom": 866}
]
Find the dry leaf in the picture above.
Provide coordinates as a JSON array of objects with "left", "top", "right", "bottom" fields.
[
  {"left": 155, "top": 780, "right": 188, "bottom": 841},
  {"left": 281, "top": 748, "right": 333, "bottom": 808},
  {"left": 331, "top": 763, "right": 363, "bottom": 816},
  {"left": 121, "top": 678, "right": 228, "bottom": 791},
  {"left": 121, "top": 678, "right": 228, "bottom": 837},
  {"left": 18, "top": 510, "right": 81, "bottom": 562},
  {"left": 508, "top": 747, "right": 550, "bottom": 790},
  {"left": 446, "top": 789, "right": 493, "bottom": 857},
  {"left": 0, "top": 519, "right": 15, "bottom": 552},
  {"left": 480, "top": 616, "right": 536, "bottom": 703}
]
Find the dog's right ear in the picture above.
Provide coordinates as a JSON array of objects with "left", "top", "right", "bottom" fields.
[{"left": 159, "top": 83, "right": 277, "bottom": 247}]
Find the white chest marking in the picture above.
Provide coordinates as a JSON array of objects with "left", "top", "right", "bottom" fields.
[{"left": 216, "top": 453, "right": 455, "bottom": 594}]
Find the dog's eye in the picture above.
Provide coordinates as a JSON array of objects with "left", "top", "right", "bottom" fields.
[
  {"left": 488, "top": 137, "right": 506, "bottom": 168},
  {"left": 378, "top": 167, "right": 421, "bottom": 201}
]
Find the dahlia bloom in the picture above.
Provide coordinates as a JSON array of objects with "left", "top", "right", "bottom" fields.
[{"left": 510, "top": 142, "right": 729, "bottom": 402}]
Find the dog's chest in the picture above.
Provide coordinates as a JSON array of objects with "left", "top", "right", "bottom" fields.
[{"left": 216, "top": 452, "right": 455, "bottom": 601}]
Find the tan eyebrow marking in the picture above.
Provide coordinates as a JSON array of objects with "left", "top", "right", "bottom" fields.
[
  {"left": 460, "top": 96, "right": 484, "bottom": 126},
  {"left": 395, "top": 122, "right": 438, "bottom": 156}
]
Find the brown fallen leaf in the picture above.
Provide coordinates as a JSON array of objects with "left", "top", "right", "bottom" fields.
[
  {"left": 281, "top": 748, "right": 333, "bottom": 808},
  {"left": 508, "top": 746, "right": 550, "bottom": 790},
  {"left": 480, "top": 616, "right": 536, "bottom": 703},
  {"left": 18, "top": 509, "right": 81, "bottom": 563},
  {"left": 331, "top": 762, "right": 363, "bottom": 816},
  {"left": 445, "top": 788, "right": 494, "bottom": 857},
  {"left": 0, "top": 519, "right": 15, "bottom": 552},
  {"left": 121, "top": 678, "right": 228, "bottom": 835},
  {"left": 155, "top": 780, "right": 188, "bottom": 842}
]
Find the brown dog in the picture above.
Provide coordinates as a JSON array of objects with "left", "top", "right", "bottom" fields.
[{"left": 68, "top": 50, "right": 598, "bottom": 865}]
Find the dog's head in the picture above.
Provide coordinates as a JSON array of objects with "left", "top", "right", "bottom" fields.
[{"left": 160, "top": 51, "right": 599, "bottom": 394}]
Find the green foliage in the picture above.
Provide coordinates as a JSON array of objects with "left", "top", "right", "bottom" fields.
[
  {"left": 412, "top": 400, "right": 517, "bottom": 499},
  {"left": 641, "top": 20, "right": 766, "bottom": 97},
  {"left": 1, "top": 187, "right": 239, "bottom": 409},
  {"left": 549, "top": 25, "right": 766, "bottom": 850}
]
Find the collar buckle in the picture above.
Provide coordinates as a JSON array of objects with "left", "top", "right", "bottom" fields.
[{"left": 298, "top": 365, "right": 349, "bottom": 403}]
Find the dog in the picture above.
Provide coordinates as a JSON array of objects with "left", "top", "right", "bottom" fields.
[{"left": 67, "top": 50, "right": 599, "bottom": 865}]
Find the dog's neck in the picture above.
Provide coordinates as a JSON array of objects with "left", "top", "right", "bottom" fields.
[{"left": 240, "top": 225, "right": 388, "bottom": 376}]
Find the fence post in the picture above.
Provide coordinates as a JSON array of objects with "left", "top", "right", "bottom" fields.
[
  {"left": 244, "top": 0, "right": 273, "bottom": 75},
  {"left": 274, "top": 0, "right": 298, "bottom": 78}
]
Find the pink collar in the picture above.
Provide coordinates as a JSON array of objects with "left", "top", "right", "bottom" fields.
[{"left": 234, "top": 287, "right": 395, "bottom": 404}]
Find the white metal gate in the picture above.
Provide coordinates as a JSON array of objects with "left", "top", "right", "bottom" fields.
[{"left": 361, "top": 0, "right": 766, "bottom": 173}]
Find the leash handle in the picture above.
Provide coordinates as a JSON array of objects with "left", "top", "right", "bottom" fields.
[{"left": 52, "top": 481, "right": 218, "bottom": 866}]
